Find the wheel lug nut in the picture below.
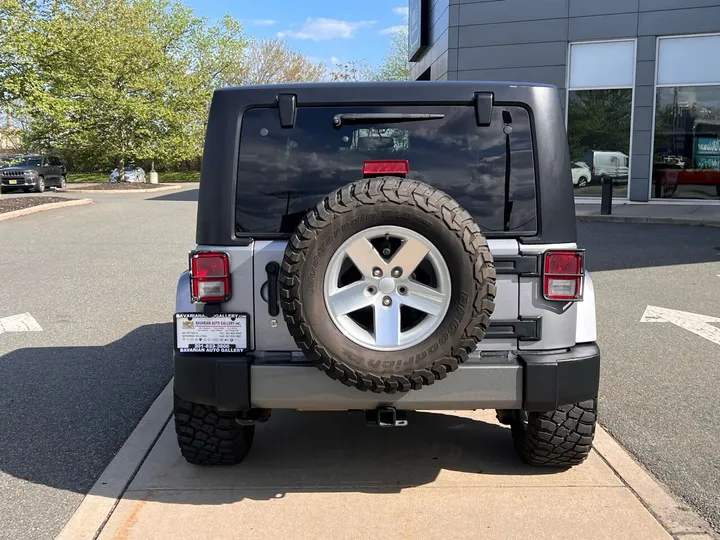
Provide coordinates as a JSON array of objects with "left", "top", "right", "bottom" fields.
[
  {"left": 372, "top": 267, "right": 382, "bottom": 278},
  {"left": 391, "top": 267, "right": 402, "bottom": 278},
  {"left": 382, "top": 296, "right": 392, "bottom": 307},
  {"left": 367, "top": 286, "right": 376, "bottom": 295},
  {"left": 398, "top": 286, "right": 407, "bottom": 295}
]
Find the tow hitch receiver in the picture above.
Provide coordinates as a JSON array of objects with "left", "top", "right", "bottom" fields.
[
  {"left": 235, "top": 409, "right": 272, "bottom": 426},
  {"left": 366, "top": 407, "right": 408, "bottom": 427}
]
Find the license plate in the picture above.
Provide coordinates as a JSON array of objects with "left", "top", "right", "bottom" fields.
[
  {"left": 174, "top": 313, "right": 248, "bottom": 353},
  {"left": 8, "top": 180, "right": 16, "bottom": 185}
]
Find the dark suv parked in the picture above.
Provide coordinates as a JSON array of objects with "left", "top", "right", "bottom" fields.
[{"left": 0, "top": 154, "right": 67, "bottom": 193}]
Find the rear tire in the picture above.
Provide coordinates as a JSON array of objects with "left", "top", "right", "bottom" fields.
[
  {"left": 577, "top": 176, "right": 588, "bottom": 188},
  {"left": 173, "top": 394, "right": 255, "bottom": 466},
  {"left": 510, "top": 399, "right": 597, "bottom": 467}
]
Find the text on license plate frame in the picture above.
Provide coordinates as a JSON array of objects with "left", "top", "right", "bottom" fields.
[{"left": 174, "top": 313, "right": 249, "bottom": 353}]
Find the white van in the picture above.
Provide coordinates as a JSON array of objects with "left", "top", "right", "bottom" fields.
[{"left": 584, "top": 150, "right": 629, "bottom": 182}]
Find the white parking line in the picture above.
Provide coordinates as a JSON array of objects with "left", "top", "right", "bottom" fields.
[{"left": 0, "top": 312, "right": 42, "bottom": 334}]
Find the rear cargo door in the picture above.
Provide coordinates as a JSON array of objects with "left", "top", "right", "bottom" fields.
[
  {"left": 250, "top": 238, "right": 522, "bottom": 353},
  {"left": 252, "top": 240, "right": 298, "bottom": 352},
  {"left": 480, "top": 239, "right": 521, "bottom": 351},
  {"left": 237, "top": 102, "right": 539, "bottom": 352}
]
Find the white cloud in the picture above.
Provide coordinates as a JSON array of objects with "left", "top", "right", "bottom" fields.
[
  {"left": 251, "top": 19, "right": 277, "bottom": 26},
  {"left": 330, "top": 56, "right": 341, "bottom": 65},
  {"left": 379, "top": 25, "right": 405, "bottom": 35},
  {"left": 277, "top": 18, "right": 376, "bottom": 41},
  {"left": 393, "top": 7, "right": 409, "bottom": 18}
]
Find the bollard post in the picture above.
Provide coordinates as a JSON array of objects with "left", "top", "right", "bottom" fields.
[
  {"left": 149, "top": 161, "right": 158, "bottom": 184},
  {"left": 600, "top": 176, "right": 613, "bottom": 215}
]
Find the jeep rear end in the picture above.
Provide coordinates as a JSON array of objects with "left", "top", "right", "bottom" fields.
[{"left": 173, "top": 82, "right": 600, "bottom": 468}]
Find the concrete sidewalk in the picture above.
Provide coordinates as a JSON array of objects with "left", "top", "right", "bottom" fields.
[
  {"left": 576, "top": 201, "right": 720, "bottom": 226},
  {"left": 57, "top": 385, "right": 717, "bottom": 540}
]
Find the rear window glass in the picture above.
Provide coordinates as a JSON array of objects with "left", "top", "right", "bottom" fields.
[{"left": 236, "top": 105, "right": 537, "bottom": 235}]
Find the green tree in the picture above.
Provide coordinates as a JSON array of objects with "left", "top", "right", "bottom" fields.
[
  {"left": 375, "top": 26, "right": 410, "bottom": 81},
  {"left": 0, "top": 0, "right": 43, "bottom": 107},
  {"left": 3, "top": 0, "right": 247, "bottom": 173},
  {"left": 566, "top": 89, "right": 633, "bottom": 162}
]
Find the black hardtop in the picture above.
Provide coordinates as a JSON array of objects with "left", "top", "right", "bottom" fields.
[{"left": 196, "top": 81, "right": 576, "bottom": 246}]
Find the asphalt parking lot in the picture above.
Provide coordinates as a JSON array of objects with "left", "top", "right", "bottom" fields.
[
  {"left": 0, "top": 187, "right": 718, "bottom": 538},
  {"left": 0, "top": 188, "right": 195, "bottom": 539}
]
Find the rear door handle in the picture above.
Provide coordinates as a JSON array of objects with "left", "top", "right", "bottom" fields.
[{"left": 265, "top": 262, "right": 280, "bottom": 316}]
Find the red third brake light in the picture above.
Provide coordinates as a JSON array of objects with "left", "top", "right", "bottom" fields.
[
  {"left": 363, "top": 160, "right": 409, "bottom": 177},
  {"left": 543, "top": 250, "right": 584, "bottom": 301},
  {"left": 189, "top": 251, "right": 231, "bottom": 303}
]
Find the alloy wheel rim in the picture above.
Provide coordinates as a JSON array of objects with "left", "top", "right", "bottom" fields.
[{"left": 323, "top": 225, "right": 451, "bottom": 352}]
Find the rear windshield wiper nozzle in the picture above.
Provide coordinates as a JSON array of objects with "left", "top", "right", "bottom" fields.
[{"left": 333, "top": 113, "right": 444, "bottom": 129}]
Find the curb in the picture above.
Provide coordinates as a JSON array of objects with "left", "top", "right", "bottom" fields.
[
  {"left": 54, "top": 381, "right": 173, "bottom": 540},
  {"left": 0, "top": 198, "right": 92, "bottom": 221},
  {"left": 577, "top": 215, "right": 720, "bottom": 227},
  {"left": 62, "top": 184, "right": 183, "bottom": 194},
  {"left": 594, "top": 426, "right": 717, "bottom": 540}
]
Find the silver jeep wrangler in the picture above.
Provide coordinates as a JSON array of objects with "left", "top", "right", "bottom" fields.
[{"left": 173, "top": 82, "right": 600, "bottom": 468}]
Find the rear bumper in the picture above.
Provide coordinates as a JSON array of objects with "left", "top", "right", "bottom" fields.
[{"left": 174, "top": 343, "right": 600, "bottom": 412}]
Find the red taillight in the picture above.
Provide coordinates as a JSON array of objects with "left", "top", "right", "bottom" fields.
[
  {"left": 543, "top": 250, "right": 584, "bottom": 301},
  {"left": 363, "top": 159, "right": 409, "bottom": 177},
  {"left": 189, "top": 251, "right": 230, "bottom": 303}
]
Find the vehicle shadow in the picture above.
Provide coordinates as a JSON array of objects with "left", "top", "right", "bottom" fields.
[
  {"left": 578, "top": 221, "right": 720, "bottom": 272},
  {"left": 1, "top": 323, "right": 567, "bottom": 506},
  {"left": 119, "top": 407, "right": 565, "bottom": 507},
  {"left": 148, "top": 188, "right": 198, "bottom": 202},
  {"left": 0, "top": 324, "right": 173, "bottom": 496}
]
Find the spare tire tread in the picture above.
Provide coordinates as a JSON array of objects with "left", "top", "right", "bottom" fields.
[{"left": 280, "top": 177, "right": 496, "bottom": 393}]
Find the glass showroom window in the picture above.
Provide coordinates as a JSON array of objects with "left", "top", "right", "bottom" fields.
[
  {"left": 652, "top": 35, "right": 720, "bottom": 200},
  {"left": 566, "top": 40, "right": 635, "bottom": 198}
]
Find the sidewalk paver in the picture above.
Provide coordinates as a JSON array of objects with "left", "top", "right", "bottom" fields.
[
  {"left": 575, "top": 202, "right": 720, "bottom": 226},
  {"left": 95, "top": 410, "right": 673, "bottom": 540}
]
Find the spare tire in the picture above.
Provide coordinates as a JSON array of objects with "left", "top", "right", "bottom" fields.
[{"left": 279, "top": 177, "right": 496, "bottom": 394}]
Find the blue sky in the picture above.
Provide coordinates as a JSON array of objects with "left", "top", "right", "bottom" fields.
[{"left": 185, "top": 0, "right": 408, "bottom": 67}]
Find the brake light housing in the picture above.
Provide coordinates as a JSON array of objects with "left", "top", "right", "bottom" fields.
[
  {"left": 542, "top": 250, "right": 584, "bottom": 301},
  {"left": 363, "top": 159, "right": 409, "bottom": 177},
  {"left": 189, "top": 251, "right": 231, "bottom": 303}
]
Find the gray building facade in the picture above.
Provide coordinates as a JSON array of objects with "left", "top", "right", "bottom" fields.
[{"left": 410, "top": 0, "right": 720, "bottom": 203}]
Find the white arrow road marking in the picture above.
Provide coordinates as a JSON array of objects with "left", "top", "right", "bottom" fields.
[
  {"left": 0, "top": 313, "right": 43, "bottom": 334},
  {"left": 641, "top": 305, "right": 720, "bottom": 346}
]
